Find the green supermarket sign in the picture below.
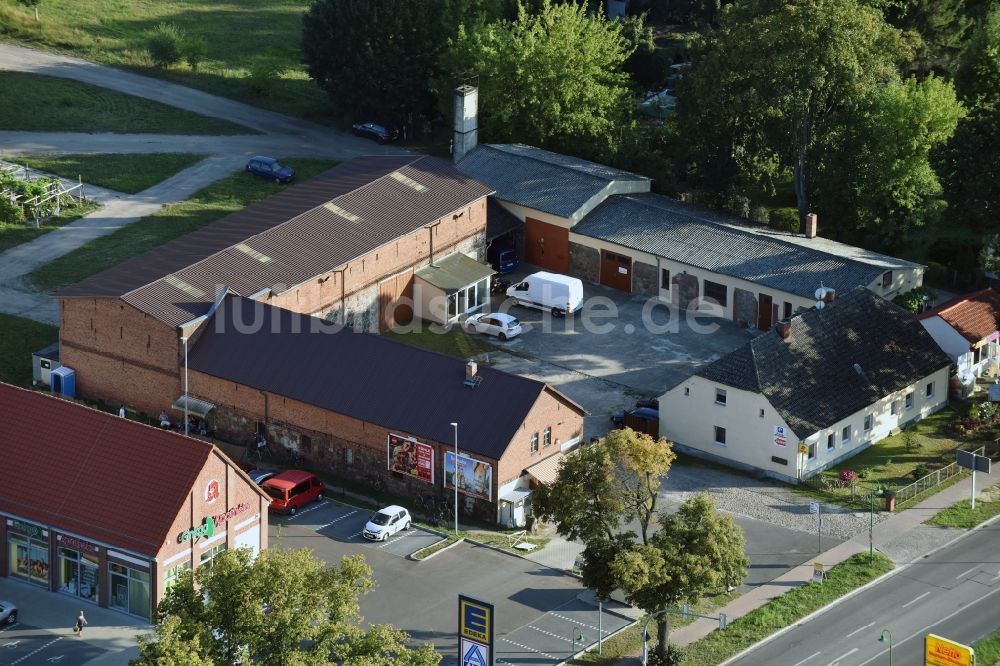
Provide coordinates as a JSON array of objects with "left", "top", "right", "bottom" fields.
[{"left": 178, "top": 516, "right": 215, "bottom": 543}]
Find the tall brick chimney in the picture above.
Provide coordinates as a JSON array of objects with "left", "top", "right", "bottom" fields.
[
  {"left": 804, "top": 213, "right": 818, "bottom": 239},
  {"left": 453, "top": 84, "right": 478, "bottom": 164}
]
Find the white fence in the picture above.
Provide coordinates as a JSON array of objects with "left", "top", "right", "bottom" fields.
[{"left": 1, "top": 162, "right": 90, "bottom": 226}]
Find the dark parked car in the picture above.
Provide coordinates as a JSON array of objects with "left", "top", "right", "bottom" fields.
[
  {"left": 611, "top": 406, "right": 659, "bottom": 429},
  {"left": 351, "top": 122, "right": 399, "bottom": 144},
  {"left": 246, "top": 156, "right": 295, "bottom": 183},
  {"left": 0, "top": 600, "right": 16, "bottom": 625},
  {"left": 247, "top": 469, "right": 276, "bottom": 486}
]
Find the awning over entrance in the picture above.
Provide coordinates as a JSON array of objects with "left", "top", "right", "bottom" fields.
[
  {"left": 171, "top": 395, "right": 216, "bottom": 419},
  {"left": 525, "top": 452, "right": 565, "bottom": 485},
  {"left": 500, "top": 486, "right": 532, "bottom": 504},
  {"left": 415, "top": 252, "right": 495, "bottom": 295}
]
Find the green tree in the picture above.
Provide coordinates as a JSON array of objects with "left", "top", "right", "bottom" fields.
[
  {"left": 302, "top": 0, "right": 502, "bottom": 121},
  {"left": 134, "top": 616, "right": 216, "bottom": 666},
  {"left": 146, "top": 23, "right": 184, "bottom": 69},
  {"left": 136, "top": 548, "right": 439, "bottom": 666},
  {"left": 955, "top": 6, "right": 1000, "bottom": 108},
  {"left": 883, "top": 0, "right": 972, "bottom": 74},
  {"left": 677, "top": 0, "right": 906, "bottom": 230},
  {"left": 440, "top": 0, "right": 637, "bottom": 158},
  {"left": 611, "top": 495, "right": 748, "bottom": 664}
]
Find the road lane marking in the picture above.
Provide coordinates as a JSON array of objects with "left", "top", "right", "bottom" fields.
[
  {"left": 957, "top": 566, "right": 978, "bottom": 579},
  {"left": 827, "top": 647, "right": 858, "bottom": 665},
  {"left": 11, "top": 637, "right": 62, "bottom": 665},
  {"left": 791, "top": 650, "right": 821, "bottom": 666},
  {"left": 901, "top": 591, "right": 931, "bottom": 608},
  {"left": 845, "top": 622, "right": 876, "bottom": 638},
  {"left": 318, "top": 510, "right": 357, "bottom": 529}
]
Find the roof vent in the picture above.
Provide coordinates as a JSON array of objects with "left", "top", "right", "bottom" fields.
[
  {"left": 853, "top": 363, "right": 863, "bottom": 375},
  {"left": 464, "top": 360, "right": 482, "bottom": 388}
]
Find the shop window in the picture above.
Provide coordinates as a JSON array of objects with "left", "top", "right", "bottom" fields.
[
  {"left": 59, "top": 547, "right": 98, "bottom": 603},
  {"left": 530, "top": 432, "right": 539, "bottom": 454},
  {"left": 661, "top": 269, "right": 671, "bottom": 290},
  {"left": 714, "top": 426, "right": 726, "bottom": 445},
  {"left": 543, "top": 427, "right": 552, "bottom": 448},
  {"left": 842, "top": 426, "right": 851, "bottom": 443},
  {"left": 905, "top": 393, "right": 914, "bottom": 410},
  {"left": 704, "top": 281, "right": 728, "bottom": 307},
  {"left": 163, "top": 561, "right": 192, "bottom": 591},
  {"left": 109, "top": 562, "right": 151, "bottom": 620},
  {"left": 8, "top": 528, "right": 49, "bottom": 587},
  {"left": 200, "top": 544, "right": 227, "bottom": 570},
  {"left": 827, "top": 434, "right": 835, "bottom": 451},
  {"left": 715, "top": 389, "right": 727, "bottom": 405}
]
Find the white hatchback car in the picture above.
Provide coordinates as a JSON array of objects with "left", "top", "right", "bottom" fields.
[
  {"left": 464, "top": 312, "right": 522, "bottom": 340},
  {"left": 362, "top": 505, "right": 411, "bottom": 541}
]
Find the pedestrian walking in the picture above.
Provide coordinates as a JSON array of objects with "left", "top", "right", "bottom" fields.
[
  {"left": 74, "top": 610, "right": 87, "bottom": 637},
  {"left": 118, "top": 405, "right": 126, "bottom": 418}
]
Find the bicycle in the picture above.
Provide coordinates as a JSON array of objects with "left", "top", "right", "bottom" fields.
[
  {"left": 285, "top": 447, "right": 304, "bottom": 468},
  {"left": 247, "top": 436, "right": 271, "bottom": 462}
]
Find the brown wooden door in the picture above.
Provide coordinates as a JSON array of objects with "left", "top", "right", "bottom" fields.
[
  {"left": 525, "top": 217, "right": 569, "bottom": 273},
  {"left": 757, "top": 293, "right": 773, "bottom": 330},
  {"left": 600, "top": 250, "right": 633, "bottom": 293},
  {"left": 378, "top": 271, "right": 413, "bottom": 331}
]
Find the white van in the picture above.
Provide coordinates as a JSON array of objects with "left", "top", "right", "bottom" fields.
[{"left": 506, "top": 272, "right": 584, "bottom": 315}]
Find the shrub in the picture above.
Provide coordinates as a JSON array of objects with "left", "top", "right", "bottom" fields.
[
  {"left": 0, "top": 197, "right": 25, "bottom": 225},
  {"left": 147, "top": 23, "right": 184, "bottom": 68},
  {"left": 247, "top": 55, "right": 285, "bottom": 97},
  {"left": 751, "top": 205, "right": 770, "bottom": 224},
  {"left": 912, "top": 464, "right": 931, "bottom": 481},
  {"left": 181, "top": 36, "right": 208, "bottom": 71},
  {"left": 769, "top": 207, "right": 799, "bottom": 232},
  {"left": 892, "top": 286, "right": 939, "bottom": 313},
  {"left": 902, "top": 429, "right": 918, "bottom": 452},
  {"left": 857, "top": 466, "right": 875, "bottom": 480},
  {"left": 839, "top": 469, "right": 859, "bottom": 485}
]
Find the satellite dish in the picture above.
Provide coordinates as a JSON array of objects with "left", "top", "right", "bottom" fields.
[{"left": 816, "top": 300, "right": 826, "bottom": 310}]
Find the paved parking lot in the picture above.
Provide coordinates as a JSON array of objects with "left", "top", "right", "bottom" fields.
[
  {"left": 269, "top": 499, "right": 635, "bottom": 664},
  {"left": 0, "top": 621, "right": 105, "bottom": 666},
  {"left": 272, "top": 499, "right": 444, "bottom": 558}
]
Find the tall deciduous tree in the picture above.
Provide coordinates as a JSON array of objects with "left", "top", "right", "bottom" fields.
[
  {"left": 883, "top": 0, "right": 972, "bottom": 75},
  {"left": 440, "top": 0, "right": 637, "bottom": 158},
  {"left": 612, "top": 495, "right": 748, "bottom": 664},
  {"left": 955, "top": 6, "right": 1000, "bottom": 109},
  {"left": 133, "top": 548, "right": 439, "bottom": 666}
]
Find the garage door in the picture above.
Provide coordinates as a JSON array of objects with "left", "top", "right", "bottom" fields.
[
  {"left": 233, "top": 524, "right": 260, "bottom": 558},
  {"left": 600, "top": 250, "right": 632, "bottom": 293},
  {"left": 379, "top": 270, "right": 414, "bottom": 332},
  {"left": 525, "top": 217, "right": 569, "bottom": 273}
]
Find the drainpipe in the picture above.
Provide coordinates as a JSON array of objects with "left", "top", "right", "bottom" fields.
[
  {"left": 259, "top": 390, "right": 269, "bottom": 438},
  {"left": 428, "top": 222, "right": 441, "bottom": 266}
]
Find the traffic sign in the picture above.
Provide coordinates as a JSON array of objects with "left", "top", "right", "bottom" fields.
[
  {"left": 809, "top": 501, "right": 820, "bottom": 514},
  {"left": 957, "top": 450, "right": 991, "bottom": 473}
]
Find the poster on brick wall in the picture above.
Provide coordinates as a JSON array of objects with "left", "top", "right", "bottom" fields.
[
  {"left": 444, "top": 451, "right": 493, "bottom": 501},
  {"left": 387, "top": 434, "right": 434, "bottom": 483}
]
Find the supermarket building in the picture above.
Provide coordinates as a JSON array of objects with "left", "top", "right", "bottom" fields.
[{"left": 0, "top": 383, "right": 269, "bottom": 621}]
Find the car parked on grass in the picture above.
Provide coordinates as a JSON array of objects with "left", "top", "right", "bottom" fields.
[
  {"left": 246, "top": 156, "right": 295, "bottom": 183},
  {"left": 464, "top": 312, "right": 522, "bottom": 341},
  {"left": 261, "top": 470, "right": 324, "bottom": 516},
  {"left": 363, "top": 505, "right": 411, "bottom": 541},
  {"left": 351, "top": 122, "right": 399, "bottom": 144},
  {"left": 0, "top": 600, "right": 16, "bottom": 625}
]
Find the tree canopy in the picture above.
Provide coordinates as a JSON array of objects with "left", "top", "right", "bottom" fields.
[
  {"left": 132, "top": 548, "right": 439, "bottom": 666},
  {"left": 440, "top": 0, "right": 637, "bottom": 158}
]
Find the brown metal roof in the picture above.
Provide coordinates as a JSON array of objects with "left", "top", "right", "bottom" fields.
[{"left": 60, "top": 156, "right": 495, "bottom": 327}]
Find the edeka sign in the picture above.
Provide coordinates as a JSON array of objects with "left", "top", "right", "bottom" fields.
[{"left": 178, "top": 516, "right": 215, "bottom": 543}]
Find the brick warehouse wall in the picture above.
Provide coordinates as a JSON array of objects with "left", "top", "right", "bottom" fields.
[
  {"left": 496, "top": 387, "right": 585, "bottom": 489},
  {"left": 59, "top": 298, "right": 181, "bottom": 414}
]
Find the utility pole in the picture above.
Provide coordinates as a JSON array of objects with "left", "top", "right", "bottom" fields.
[{"left": 450, "top": 422, "right": 459, "bottom": 534}]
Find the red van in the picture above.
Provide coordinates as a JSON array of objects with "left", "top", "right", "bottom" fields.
[{"left": 261, "top": 470, "right": 324, "bottom": 515}]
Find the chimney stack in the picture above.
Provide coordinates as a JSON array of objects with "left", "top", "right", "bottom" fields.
[
  {"left": 453, "top": 83, "right": 478, "bottom": 164},
  {"left": 804, "top": 213, "right": 818, "bottom": 239},
  {"left": 465, "top": 359, "right": 478, "bottom": 381},
  {"left": 775, "top": 319, "right": 792, "bottom": 341}
]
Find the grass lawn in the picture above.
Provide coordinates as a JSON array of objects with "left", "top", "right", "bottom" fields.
[
  {"left": 0, "top": 313, "right": 58, "bottom": 386},
  {"left": 0, "top": 0, "right": 333, "bottom": 123},
  {"left": 0, "top": 71, "right": 252, "bottom": 134},
  {"left": 26, "top": 158, "right": 338, "bottom": 292},
  {"left": 13, "top": 153, "right": 207, "bottom": 194},
  {"left": 0, "top": 200, "right": 99, "bottom": 253},
  {"left": 975, "top": 627, "right": 1000, "bottom": 665},
  {"left": 927, "top": 493, "right": 1000, "bottom": 529},
  {"left": 384, "top": 322, "right": 499, "bottom": 360},
  {"left": 677, "top": 553, "right": 894, "bottom": 665}
]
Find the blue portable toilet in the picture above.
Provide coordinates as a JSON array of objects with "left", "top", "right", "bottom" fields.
[{"left": 50, "top": 366, "right": 76, "bottom": 399}]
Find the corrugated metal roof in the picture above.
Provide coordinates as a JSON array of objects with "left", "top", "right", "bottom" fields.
[
  {"left": 0, "top": 382, "right": 264, "bottom": 556},
  {"left": 415, "top": 252, "right": 495, "bottom": 292},
  {"left": 573, "top": 193, "right": 917, "bottom": 299},
  {"left": 457, "top": 144, "right": 648, "bottom": 219},
  {"left": 61, "top": 156, "right": 495, "bottom": 327},
  {"left": 188, "top": 296, "right": 582, "bottom": 460}
]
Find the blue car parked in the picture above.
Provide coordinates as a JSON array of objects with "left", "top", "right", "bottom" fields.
[{"left": 246, "top": 156, "right": 295, "bottom": 183}]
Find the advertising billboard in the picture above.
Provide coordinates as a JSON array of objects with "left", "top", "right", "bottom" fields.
[
  {"left": 387, "top": 433, "right": 434, "bottom": 484},
  {"left": 925, "top": 634, "right": 974, "bottom": 666},
  {"left": 444, "top": 451, "right": 493, "bottom": 501}
]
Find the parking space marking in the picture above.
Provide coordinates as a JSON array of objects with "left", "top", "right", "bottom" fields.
[
  {"left": 347, "top": 531, "right": 363, "bottom": 539},
  {"left": 318, "top": 510, "right": 358, "bottom": 530},
  {"left": 11, "top": 637, "right": 62, "bottom": 665},
  {"left": 549, "top": 612, "right": 600, "bottom": 633},
  {"left": 526, "top": 623, "right": 573, "bottom": 643},
  {"left": 286, "top": 502, "right": 326, "bottom": 521},
  {"left": 501, "top": 637, "right": 556, "bottom": 660}
]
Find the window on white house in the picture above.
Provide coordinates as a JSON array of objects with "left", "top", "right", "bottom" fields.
[
  {"left": 891, "top": 400, "right": 902, "bottom": 416},
  {"left": 882, "top": 271, "right": 893, "bottom": 288},
  {"left": 661, "top": 269, "right": 671, "bottom": 290},
  {"left": 704, "top": 281, "right": 728, "bottom": 307},
  {"left": 759, "top": 409, "right": 765, "bottom": 418},
  {"left": 905, "top": 393, "right": 914, "bottom": 410},
  {"left": 842, "top": 426, "right": 851, "bottom": 443},
  {"left": 926, "top": 381, "right": 935, "bottom": 397},
  {"left": 684, "top": 387, "right": 690, "bottom": 396},
  {"left": 827, "top": 434, "right": 835, "bottom": 451},
  {"left": 715, "top": 389, "right": 727, "bottom": 405},
  {"left": 714, "top": 426, "right": 726, "bottom": 445},
  {"left": 864, "top": 414, "right": 874, "bottom": 431},
  {"left": 808, "top": 441, "right": 817, "bottom": 459}
]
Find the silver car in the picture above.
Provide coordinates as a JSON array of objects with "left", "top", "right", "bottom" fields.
[
  {"left": 0, "top": 600, "right": 17, "bottom": 625},
  {"left": 464, "top": 312, "right": 522, "bottom": 341}
]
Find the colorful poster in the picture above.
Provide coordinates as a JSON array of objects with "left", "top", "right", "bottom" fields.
[
  {"left": 773, "top": 426, "right": 788, "bottom": 447},
  {"left": 387, "top": 434, "right": 434, "bottom": 483},
  {"left": 445, "top": 451, "right": 493, "bottom": 501}
]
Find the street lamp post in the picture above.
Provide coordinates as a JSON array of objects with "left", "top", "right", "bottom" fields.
[
  {"left": 879, "top": 629, "right": 892, "bottom": 666},
  {"left": 181, "top": 336, "right": 189, "bottom": 436},
  {"left": 450, "top": 422, "right": 459, "bottom": 534}
]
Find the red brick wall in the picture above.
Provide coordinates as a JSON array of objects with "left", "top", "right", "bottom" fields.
[
  {"left": 59, "top": 298, "right": 181, "bottom": 414},
  {"left": 497, "top": 387, "right": 585, "bottom": 488}
]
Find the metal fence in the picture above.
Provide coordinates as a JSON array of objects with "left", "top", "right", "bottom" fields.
[
  {"left": 893, "top": 446, "right": 984, "bottom": 506},
  {"left": 1, "top": 162, "right": 89, "bottom": 226}
]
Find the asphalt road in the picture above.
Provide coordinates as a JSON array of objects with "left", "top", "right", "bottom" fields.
[
  {"left": 729, "top": 521, "right": 1000, "bottom": 666},
  {"left": 0, "top": 621, "right": 107, "bottom": 666}
]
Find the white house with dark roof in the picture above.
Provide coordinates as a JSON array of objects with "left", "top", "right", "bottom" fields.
[
  {"left": 457, "top": 141, "right": 923, "bottom": 331},
  {"left": 658, "top": 289, "right": 952, "bottom": 483}
]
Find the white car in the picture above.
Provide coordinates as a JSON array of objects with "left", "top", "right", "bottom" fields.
[
  {"left": 362, "top": 505, "right": 411, "bottom": 541},
  {"left": 465, "top": 313, "right": 522, "bottom": 340},
  {"left": 0, "top": 600, "right": 17, "bottom": 625}
]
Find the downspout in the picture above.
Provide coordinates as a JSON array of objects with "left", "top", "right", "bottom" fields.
[{"left": 259, "top": 390, "right": 269, "bottom": 437}]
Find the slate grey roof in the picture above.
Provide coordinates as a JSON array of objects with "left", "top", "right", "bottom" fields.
[
  {"left": 696, "top": 288, "right": 952, "bottom": 439},
  {"left": 60, "top": 156, "right": 494, "bottom": 327},
  {"left": 572, "top": 193, "right": 920, "bottom": 299},
  {"left": 415, "top": 253, "right": 494, "bottom": 293},
  {"left": 456, "top": 144, "right": 649, "bottom": 219},
  {"left": 189, "top": 296, "right": 582, "bottom": 460}
]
